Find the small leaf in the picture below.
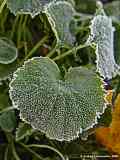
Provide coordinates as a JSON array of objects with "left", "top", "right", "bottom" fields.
[
  {"left": 9, "top": 57, "right": 105, "bottom": 141},
  {"left": 7, "top": 0, "right": 56, "bottom": 18},
  {"left": 16, "top": 122, "right": 34, "bottom": 141},
  {"left": 45, "top": 1, "right": 76, "bottom": 47},
  {"left": 0, "top": 110, "right": 16, "bottom": 132},
  {"left": 0, "top": 37, "right": 18, "bottom": 64},
  {"left": 87, "top": 9, "right": 120, "bottom": 79}
]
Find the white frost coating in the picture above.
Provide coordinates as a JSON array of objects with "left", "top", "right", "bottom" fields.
[
  {"left": 7, "top": 0, "right": 57, "bottom": 18},
  {"left": 87, "top": 12, "right": 120, "bottom": 79},
  {"left": 9, "top": 57, "right": 105, "bottom": 141},
  {"left": 44, "top": 1, "right": 76, "bottom": 46}
]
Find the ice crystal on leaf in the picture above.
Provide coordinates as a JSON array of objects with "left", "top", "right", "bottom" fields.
[
  {"left": 45, "top": 1, "right": 76, "bottom": 47},
  {"left": 9, "top": 57, "right": 105, "bottom": 141},
  {"left": 87, "top": 9, "right": 120, "bottom": 79},
  {"left": 7, "top": 0, "right": 56, "bottom": 18}
]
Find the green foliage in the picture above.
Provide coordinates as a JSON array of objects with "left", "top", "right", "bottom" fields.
[
  {"left": 0, "top": 87, "right": 9, "bottom": 110},
  {"left": 0, "top": 37, "right": 18, "bottom": 81},
  {"left": 104, "top": 1, "right": 120, "bottom": 22},
  {"left": 114, "top": 24, "right": 120, "bottom": 65},
  {"left": 0, "top": 85, "right": 16, "bottom": 132},
  {"left": 74, "top": 0, "right": 97, "bottom": 14},
  {"left": 16, "top": 122, "right": 34, "bottom": 141},
  {"left": 9, "top": 57, "right": 105, "bottom": 141},
  {"left": 0, "top": 110, "right": 16, "bottom": 132},
  {"left": 45, "top": 1, "right": 76, "bottom": 47},
  {"left": 0, "top": 0, "right": 119, "bottom": 159}
]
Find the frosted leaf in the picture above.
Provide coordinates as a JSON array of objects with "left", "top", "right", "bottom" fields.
[
  {"left": 0, "top": 38, "right": 17, "bottom": 64},
  {"left": 9, "top": 57, "right": 105, "bottom": 141},
  {"left": 7, "top": 0, "right": 56, "bottom": 18},
  {"left": 45, "top": 1, "right": 76, "bottom": 47},
  {"left": 87, "top": 10, "right": 120, "bottom": 79}
]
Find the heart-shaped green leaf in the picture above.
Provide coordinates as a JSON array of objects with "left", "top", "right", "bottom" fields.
[
  {"left": 9, "top": 57, "right": 105, "bottom": 141},
  {"left": 45, "top": 1, "right": 76, "bottom": 47},
  {"left": 0, "top": 37, "right": 17, "bottom": 64},
  {"left": 7, "top": 0, "right": 56, "bottom": 18},
  {"left": 87, "top": 9, "right": 120, "bottom": 79}
]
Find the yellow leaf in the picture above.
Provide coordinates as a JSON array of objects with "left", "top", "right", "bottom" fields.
[
  {"left": 95, "top": 94, "right": 120, "bottom": 155},
  {"left": 105, "top": 90, "right": 113, "bottom": 104}
]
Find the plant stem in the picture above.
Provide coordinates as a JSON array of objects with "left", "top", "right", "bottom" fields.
[
  {"left": 46, "top": 39, "right": 58, "bottom": 58},
  {"left": 23, "top": 15, "right": 28, "bottom": 56},
  {"left": 0, "top": 106, "right": 14, "bottom": 114},
  {"left": 17, "top": 15, "right": 24, "bottom": 47},
  {"left": 11, "top": 15, "right": 19, "bottom": 39},
  {"left": 18, "top": 142, "right": 44, "bottom": 160},
  {"left": 53, "top": 43, "right": 92, "bottom": 61},
  {"left": 24, "top": 35, "right": 48, "bottom": 60},
  {"left": 4, "top": 146, "right": 9, "bottom": 160},
  {"left": 0, "top": 0, "right": 7, "bottom": 13},
  {"left": 12, "top": 142, "right": 21, "bottom": 160},
  {"left": 23, "top": 15, "right": 28, "bottom": 29},
  {"left": 0, "top": 7, "right": 9, "bottom": 32},
  {"left": 28, "top": 144, "right": 65, "bottom": 160}
]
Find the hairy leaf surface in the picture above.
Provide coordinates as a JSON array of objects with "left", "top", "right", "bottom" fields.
[
  {"left": 87, "top": 10, "right": 120, "bottom": 79},
  {"left": 0, "top": 38, "right": 17, "bottom": 64},
  {"left": 45, "top": 1, "right": 76, "bottom": 47},
  {"left": 9, "top": 57, "right": 105, "bottom": 141}
]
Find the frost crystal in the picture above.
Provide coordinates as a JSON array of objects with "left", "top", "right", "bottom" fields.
[
  {"left": 7, "top": 0, "right": 56, "bottom": 18},
  {"left": 87, "top": 10, "right": 120, "bottom": 79},
  {"left": 45, "top": 1, "right": 76, "bottom": 46},
  {"left": 9, "top": 57, "right": 105, "bottom": 141}
]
